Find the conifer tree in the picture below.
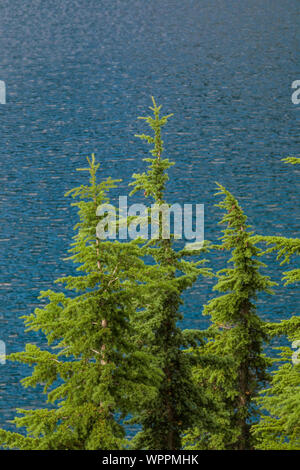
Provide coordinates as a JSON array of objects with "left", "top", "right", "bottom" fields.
[
  {"left": 252, "top": 338, "right": 300, "bottom": 449},
  {"left": 0, "top": 155, "right": 159, "bottom": 450},
  {"left": 128, "top": 98, "right": 212, "bottom": 450},
  {"left": 251, "top": 156, "right": 300, "bottom": 449},
  {"left": 185, "top": 185, "right": 276, "bottom": 450}
]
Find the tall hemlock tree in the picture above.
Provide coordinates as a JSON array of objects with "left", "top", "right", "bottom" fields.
[
  {"left": 186, "top": 185, "right": 276, "bottom": 450},
  {"left": 128, "top": 98, "right": 212, "bottom": 450},
  {"left": 251, "top": 157, "right": 300, "bottom": 449},
  {"left": 0, "top": 155, "right": 159, "bottom": 450}
]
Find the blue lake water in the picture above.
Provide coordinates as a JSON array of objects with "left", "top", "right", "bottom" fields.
[{"left": 0, "top": 0, "right": 299, "bottom": 433}]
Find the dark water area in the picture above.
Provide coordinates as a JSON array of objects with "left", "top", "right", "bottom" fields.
[{"left": 0, "top": 0, "right": 299, "bottom": 432}]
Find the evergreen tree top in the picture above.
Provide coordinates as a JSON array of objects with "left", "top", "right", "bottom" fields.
[{"left": 130, "top": 97, "right": 174, "bottom": 203}]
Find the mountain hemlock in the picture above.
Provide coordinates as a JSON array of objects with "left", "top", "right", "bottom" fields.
[
  {"left": 185, "top": 185, "right": 277, "bottom": 450},
  {"left": 0, "top": 102, "right": 298, "bottom": 451},
  {"left": 0, "top": 155, "right": 160, "bottom": 450},
  {"left": 127, "top": 97, "right": 213, "bottom": 450}
]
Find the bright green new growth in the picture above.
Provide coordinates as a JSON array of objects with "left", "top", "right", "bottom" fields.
[
  {"left": 282, "top": 157, "right": 300, "bottom": 165},
  {"left": 0, "top": 155, "right": 159, "bottom": 450}
]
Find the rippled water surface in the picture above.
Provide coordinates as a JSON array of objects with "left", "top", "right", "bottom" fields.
[{"left": 0, "top": 0, "right": 299, "bottom": 432}]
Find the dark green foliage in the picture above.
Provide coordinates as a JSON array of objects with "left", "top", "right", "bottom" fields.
[
  {"left": 1, "top": 103, "right": 299, "bottom": 451},
  {"left": 128, "top": 98, "right": 212, "bottom": 450},
  {"left": 251, "top": 156, "right": 300, "bottom": 450},
  {"left": 185, "top": 185, "right": 277, "bottom": 449},
  {"left": 0, "top": 155, "right": 159, "bottom": 450}
]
